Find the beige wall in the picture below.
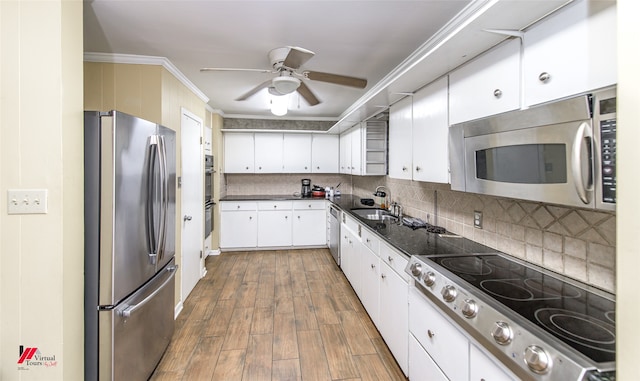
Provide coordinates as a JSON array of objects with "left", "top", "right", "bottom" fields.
[
  {"left": 83, "top": 61, "right": 208, "bottom": 309},
  {"left": 1, "top": 1, "right": 84, "bottom": 380}
]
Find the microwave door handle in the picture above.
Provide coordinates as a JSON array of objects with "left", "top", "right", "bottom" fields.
[{"left": 571, "top": 122, "right": 594, "bottom": 205}]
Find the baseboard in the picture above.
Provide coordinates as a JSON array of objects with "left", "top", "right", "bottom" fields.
[
  {"left": 207, "top": 249, "right": 221, "bottom": 256},
  {"left": 174, "top": 300, "right": 184, "bottom": 319}
]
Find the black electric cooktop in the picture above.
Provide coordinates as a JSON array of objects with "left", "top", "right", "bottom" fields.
[{"left": 427, "top": 254, "right": 616, "bottom": 364}]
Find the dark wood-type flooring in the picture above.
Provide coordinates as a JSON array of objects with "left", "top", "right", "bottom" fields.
[{"left": 150, "top": 248, "right": 407, "bottom": 381}]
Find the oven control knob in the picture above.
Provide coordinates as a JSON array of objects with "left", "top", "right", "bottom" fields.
[
  {"left": 441, "top": 285, "right": 457, "bottom": 302},
  {"left": 422, "top": 271, "right": 436, "bottom": 287},
  {"left": 461, "top": 299, "right": 478, "bottom": 318},
  {"left": 524, "top": 345, "right": 550, "bottom": 373},
  {"left": 491, "top": 321, "right": 513, "bottom": 345},
  {"left": 410, "top": 263, "right": 422, "bottom": 277}
]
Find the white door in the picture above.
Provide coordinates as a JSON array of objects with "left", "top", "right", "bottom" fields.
[{"left": 181, "top": 108, "right": 204, "bottom": 302}]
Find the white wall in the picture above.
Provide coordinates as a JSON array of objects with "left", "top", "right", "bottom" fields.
[{"left": 0, "top": 1, "right": 84, "bottom": 380}]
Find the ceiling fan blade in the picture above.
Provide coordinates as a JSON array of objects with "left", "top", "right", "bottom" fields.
[
  {"left": 304, "top": 70, "right": 367, "bottom": 89},
  {"left": 296, "top": 81, "right": 320, "bottom": 106},
  {"left": 235, "top": 79, "right": 273, "bottom": 101},
  {"left": 283, "top": 46, "right": 315, "bottom": 69},
  {"left": 200, "top": 67, "right": 273, "bottom": 74}
]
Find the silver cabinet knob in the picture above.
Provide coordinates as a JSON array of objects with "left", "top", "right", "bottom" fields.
[
  {"left": 462, "top": 299, "right": 478, "bottom": 318},
  {"left": 538, "top": 72, "right": 551, "bottom": 82},
  {"left": 381, "top": 273, "right": 386, "bottom": 279},
  {"left": 183, "top": 215, "right": 192, "bottom": 221},
  {"left": 491, "top": 321, "right": 513, "bottom": 345},
  {"left": 427, "top": 329, "right": 435, "bottom": 338},
  {"left": 441, "top": 284, "right": 457, "bottom": 302},
  {"left": 370, "top": 263, "right": 375, "bottom": 269},
  {"left": 387, "top": 256, "right": 393, "bottom": 262},
  {"left": 524, "top": 345, "right": 550, "bottom": 373},
  {"left": 422, "top": 271, "right": 436, "bottom": 287},
  {"left": 415, "top": 166, "right": 421, "bottom": 172},
  {"left": 402, "top": 166, "right": 408, "bottom": 172},
  {"left": 493, "top": 89, "right": 502, "bottom": 98}
]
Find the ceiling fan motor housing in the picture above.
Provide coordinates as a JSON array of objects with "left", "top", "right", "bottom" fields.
[{"left": 269, "top": 47, "right": 290, "bottom": 70}]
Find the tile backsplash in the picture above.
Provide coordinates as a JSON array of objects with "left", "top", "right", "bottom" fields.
[{"left": 223, "top": 173, "right": 616, "bottom": 293}]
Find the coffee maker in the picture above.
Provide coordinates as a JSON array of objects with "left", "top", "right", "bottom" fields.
[{"left": 301, "top": 178, "right": 311, "bottom": 198}]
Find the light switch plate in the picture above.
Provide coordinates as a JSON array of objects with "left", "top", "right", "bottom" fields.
[{"left": 7, "top": 189, "right": 48, "bottom": 214}]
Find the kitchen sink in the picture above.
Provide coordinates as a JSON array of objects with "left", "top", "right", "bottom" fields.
[{"left": 351, "top": 208, "right": 397, "bottom": 222}]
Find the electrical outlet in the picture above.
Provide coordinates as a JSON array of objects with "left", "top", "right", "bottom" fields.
[
  {"left": 7, "top": 189, "right": 48, "bottom": 214},
  {"left": 473, "top": 210, "right": 483, "bottom": 229}
]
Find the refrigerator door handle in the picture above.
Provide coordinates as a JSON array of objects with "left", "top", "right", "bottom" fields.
[
  {"left": 157, "top": 135, "right": 169, "bottom": 262},
  {"left": 118, "top": 265, "right": 178, "bottom": 318},
  {"left": 145, "top": 135, "right": 161, "bottom": 265}
]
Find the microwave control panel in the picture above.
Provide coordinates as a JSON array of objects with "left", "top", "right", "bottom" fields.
[{"left": 599, "top": 118, "right": 616, "bottom": 204}]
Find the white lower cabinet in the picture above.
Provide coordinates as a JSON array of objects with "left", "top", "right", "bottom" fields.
[
  {"left": 257, "top": 203, "right": 292, "bottom": 247},
  {"left": 379, "top": 254, "right": 408, "bottom": 375},
  {"left": 469, "top": 344, "right": 516, "bottom": 381},
  {"left": 360, "top": 244, "right": 380, "bottom": 326},
  {"left": 340, "top": 223, "right": 361, "bottom": 295},
  {"left": 292, "top": 201, "right": 326, "bottom": 246},
  {"left": 409, "top": 286, "right": 469, "bottom": 381},
  {"left": 220, "top": 202, "right": 258, "bottom": 248},
  {"left": 409, "top": 335, "right": 448, "bottom": 381}
]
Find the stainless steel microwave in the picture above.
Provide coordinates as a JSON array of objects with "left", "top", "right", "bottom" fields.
[{"left": 449, "top": 88, "right": 616, "bottom": 210}]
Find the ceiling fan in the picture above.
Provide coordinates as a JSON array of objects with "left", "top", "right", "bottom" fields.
[{"left": 200, "top": 46, "right": 367, "bottom": 106}]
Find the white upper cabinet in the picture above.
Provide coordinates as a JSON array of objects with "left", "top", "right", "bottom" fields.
[
  {"left": 254, "top": 133, "right": 284, "bottom": 173},
  {"left": 389, "top": 77, "right": 449, "bottom": 183},
  {"left": 449, "top": 38, "right": 521, "bottom": 125},
  {"left": 339, "top": 131, "right": 351, "bottom": 174},
  {"left": 349, "top": 126, "right": 363, "bottom": 175},
  {"left": 223, "top": 132, "right": 254, "bottom": 173},
  {"left": 283, "top": 133, "right": 312, "bottom": 173},
  {"left": 412, "top": 76, "right": 449, "bottom": 183},
  {"left": 204, "top": 126, "right": 213, "bottom": 154},
  {"left": 311, "top": 134, "right": 339, "bottom": 173},
  {"left": 523, "top": 0, "right": 616, "bottom": 107},
  {"left": 389, "top": 97, "right": 413, "bottom": 180}
]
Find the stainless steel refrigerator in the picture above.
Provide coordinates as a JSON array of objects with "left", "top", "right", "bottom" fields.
[{"left": 84, "top": 111, "right": 177, "bottom": 381}]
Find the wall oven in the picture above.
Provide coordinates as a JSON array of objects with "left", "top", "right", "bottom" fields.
[
  {"left": 450, "top": 87, "right": 616, "bottom": 210},
  {"left": 204, "top": 154, "right": 214, "bottom": 204}
]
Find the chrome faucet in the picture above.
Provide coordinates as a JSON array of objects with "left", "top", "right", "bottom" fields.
[{"left": 374, "top": 185, "right": 391, "bottom": 210}]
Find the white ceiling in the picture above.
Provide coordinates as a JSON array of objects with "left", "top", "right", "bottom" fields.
[{"left": 83, "top": 0, "right": 571, "bottom": 125}]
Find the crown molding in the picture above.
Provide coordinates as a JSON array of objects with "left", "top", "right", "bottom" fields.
[{"left": 83, "top": 52, "right": 209, "bottom": 103}]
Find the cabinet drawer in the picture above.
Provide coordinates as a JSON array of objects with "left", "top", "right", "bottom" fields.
[
  {"left": 361, "top": 227, "right": 379, "bottom": 255},
  {"left": 342, "top": 213, "right": 361, "bottom": 237},
  {"left": 220, "top": 202, "right": 257, "bottom": 211},
  {"left": 258, "top": 201, "right": 293, "bottom": 210},
  {"left": 293, "top": 200, "right": 326, "bottom": 210},
  {"left": 409, "top": 287, "right": 469, "bottom": 381},
  {"left": 380, "top": 242, "right": 409, "bottom": 281}
]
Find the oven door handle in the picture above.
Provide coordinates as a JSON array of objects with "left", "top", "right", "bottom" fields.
[{"left": 571, "top": 121, "right": 594, "bottom": 205}]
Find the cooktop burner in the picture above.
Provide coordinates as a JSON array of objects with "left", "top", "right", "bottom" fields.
[{"left": 430, "top": 254, "right": 616, "bottom": 364}]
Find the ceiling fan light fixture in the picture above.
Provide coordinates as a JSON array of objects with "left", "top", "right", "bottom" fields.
[
  {"left": 270, "top": 93, "right": 289, "bottom": 116},
  {"left": 272, "top": 76, "right": 300, "bottom": 95}
]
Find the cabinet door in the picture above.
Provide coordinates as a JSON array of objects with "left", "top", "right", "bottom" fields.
[
  {"left": 360, "top": 247, "right": 380, "bottom": 326},
  {"left": 341, "top": 226, "right": 361, "bottom": 295},
  {"left": 220, "top": 211, "right": 257, "bottom": 248},
  {"left": 408, "top": 336, "right": 448, "bottom": 381},
  {"left": 223, "top": 133, "right": 254, "bottom": 173},
  {"left": 349, "top": 126, "right": 363, "bottom": 175},
  {"left": 412, "top": 76, "right": 450, "bottom": 183},
  {"left": 283, "top": 133, "right": 312, "bottom": 173},
  {"left": 311, "top": 134, "right": 339, "bottom": 173},
  {"left": 379, "top": 262, "right": 409, "bottom": 375},
  {"left": 339, "top": 132, "right": 351, "bottom": 174},
  {"left": 255, "top": 133, "right": 283, "bottom": 173},
  {"left": 257, "top": 210, "right": 292, "bottom": 247},
  {"left": 292, "top": 209, "right": 326, "bottom": 246},
  {"left": 409, "top": 287, "right": 469, "bottom": 381},
  {"left": 470, "top": 344, "right": 515, "bottom": 381},
  {"left": 388, "top": 97, "right": 413, "bottom": 180},
  {"left": 523, "top": 0, "right": 616, "bottom": 107},
  {"left": 449, "top": 38, "right": 521, "bottom": 125}
]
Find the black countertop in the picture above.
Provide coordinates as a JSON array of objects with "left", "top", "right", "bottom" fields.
[{"left": 220, "top": 194, "right": 498, "bottom": 259}]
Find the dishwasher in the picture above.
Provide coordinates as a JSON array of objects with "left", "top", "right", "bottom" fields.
[{"left": 328, "top": 205, "right": 341, "bottom": 266}]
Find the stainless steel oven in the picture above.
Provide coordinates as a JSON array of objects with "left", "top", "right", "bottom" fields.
[
  {"left": 204, "top": 154, "right": 214, "bottom": 204},
  {"left": 450, "top": 87, "right": 616, "bottom": 210},
  {"left": 204, "top": 201, "right": 213, "bottom": 238}
]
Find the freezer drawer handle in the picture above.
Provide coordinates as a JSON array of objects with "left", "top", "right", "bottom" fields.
[{"left": 119, "top": 265, "right": 178, "bottom": 318}]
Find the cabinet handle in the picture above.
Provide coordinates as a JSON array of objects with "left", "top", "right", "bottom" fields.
[
  {"left": 427, "top": 329, "right": 435, "bottom": 338},
  {"left": 370, "top": 264, "right": 375, "bottom": 269},
  {"left": 298, "top": 215, "right": 301, "bottom": 219},
  {"left": 381, "top": 274, "right": 386, "bottom": 279},
  {"left": 493, "top": 89, "right": 502, "bottom": 98},
  {"left": 305, "top": 166, "right": 308, "bottom": 169},
  {"left": 415, "top": 166, "right": 421, "bottom": 172},
  {"left": 538, "top": 72, "right": 551, "bottom": 83},
  {"left": 402, "top": 166, "right": 408, "bottom": 172},
  {"left": 285, "top": 216, "right": 288, "bottom": 219},
  {"left": 237, "top": 205, "right": 240, "bottom": 209},
  {"left": 316, "top": 166, "right": 320, "bottom": 169},
  {"left": 249, "top": 216, "right": 253, "bottom": 220},
  {"left": 245, "top": 166, "right": 249, "bottom": 170},
  {"left": 274, "top": 205, "right": 277, "bottom": 208},
  {"left": 366, "top": 238, "right": 370, "bottom": 243}
]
